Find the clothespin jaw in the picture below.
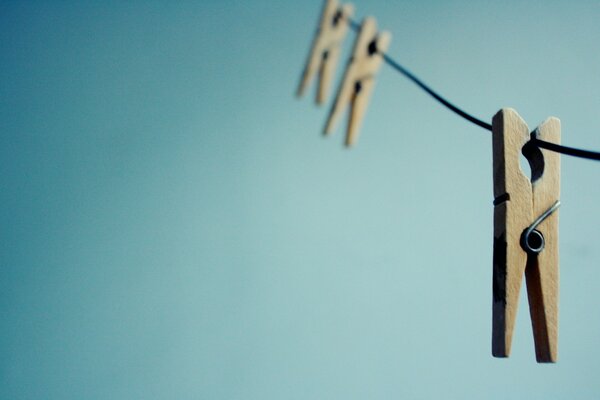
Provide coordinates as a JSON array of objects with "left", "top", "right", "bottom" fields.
[
  {"left": 297, "top": 0, "right": 354, "bottom": 105},
  {"left": 323, "top": 17, "right": 391, "bottom": 147},
  {"left": 491, "top": 108, "right": 561, "bottom": 363}
]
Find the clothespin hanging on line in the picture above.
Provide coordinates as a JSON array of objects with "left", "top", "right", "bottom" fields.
[
  {"left": 324, "top": 17, "right": 391, "bottom": 147},
  {"left": 491, "top": 108, "right": 561, "bottom": 363},
  {"left": 297, "top": 0, "right": 354, "bottom": 104}
]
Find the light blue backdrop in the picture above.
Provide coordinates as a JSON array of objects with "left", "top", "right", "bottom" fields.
[{"left": 2, "top": 1, "right": 600, "bottom": 398}]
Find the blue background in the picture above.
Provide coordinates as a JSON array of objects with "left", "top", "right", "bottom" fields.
[{"left": 2, "top": 1, "right": 600, "bottom": 398}]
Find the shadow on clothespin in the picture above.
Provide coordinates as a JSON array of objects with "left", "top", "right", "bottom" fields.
[
  {"left": 297, "top": 0, "right": 354, "bottom": 105},
  {"left": 491, "top": 108, "right": 561, "bottom": 363},
  {"left": 323, "top": 17, "right": 391, "bottom": 147}
]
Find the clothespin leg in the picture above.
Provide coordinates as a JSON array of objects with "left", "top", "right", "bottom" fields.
[
  {"left": 317, "top": 46, "right": 341, "bottom": 105},
  {"left": 491, "top": 109, "right": 532, "bottom": 358},
  {"left": 346, "top": 78, "right": 374, "bottom": 146},
  {"left": 526, "top": 117, "right": 561, "bottom": 363},
  {"left": 324, "top": 64, "right": 356, "bottom": 135},
  {"left": 492, "top": 202, "right": 529, "bottom": 357},
  {"left": 297, "top": 35, "right": 323, "bottom": 98}
]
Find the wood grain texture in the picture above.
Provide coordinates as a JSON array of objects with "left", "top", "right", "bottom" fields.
[
  {"left": 297, "top": 0, "right": 354, "bottom": 105},
  {"left": 323, "top": 17, "right": 391, "bottom": 146},
  {"left": 491, "top": 109, "right": 561, "bottom": 363}
]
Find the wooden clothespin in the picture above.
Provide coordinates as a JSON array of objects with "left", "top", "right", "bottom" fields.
[
  {"left": 323, "top": 17, "right": 391, "bottom": 147},
  {"left": 491, "top": 108, "right": 561, "bottom": 363},
  {"left": 297, "top": 0, "right": 354, "bottom": 105}
]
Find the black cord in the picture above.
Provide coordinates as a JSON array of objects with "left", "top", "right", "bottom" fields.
[
  {"left": 534, "top": 139, "right": 600, "bottom": 161},
  {"left": 346, "top": 17, "right": 600, "bottom": 162},
  {"left": 380, "top": 53, "right": 493, "bottom": 131},
  {"left": 348, "top": 18, "right": 361, "bottom": 31}
]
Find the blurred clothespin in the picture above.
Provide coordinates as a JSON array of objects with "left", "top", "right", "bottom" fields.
[
  {"left": 297, "top": 0, "right": 354, "bottom": 104},
  {"left": 491, "top": 108, "right": 561, "bottom": 363},
  {"left": 324, "top": 17, "right": 391, "bottom": 147}
]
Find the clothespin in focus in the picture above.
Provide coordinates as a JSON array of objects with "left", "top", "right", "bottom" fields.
[
  {"left": 491, "top": 108, "right": 561, "bottom": 363},
  {"left": 297, "top": 0, "right": 354, "bottom": 104},
  {"left": 323, "top": 17, "right": 391, "bottom": 147}
]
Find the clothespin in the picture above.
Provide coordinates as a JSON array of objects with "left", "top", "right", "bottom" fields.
[
  {"left": 297, "top": 0, "right": 354, "bottom": 105},
  {"left": 323, "top": 17, "right": 391, "bottom": 147},
  {"left": 491, "top": 108, "right": 561, "bottom": 363}
]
